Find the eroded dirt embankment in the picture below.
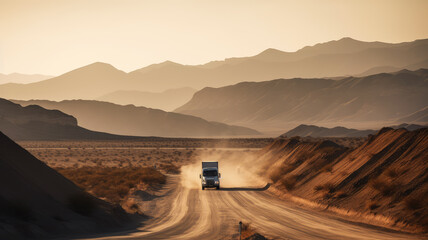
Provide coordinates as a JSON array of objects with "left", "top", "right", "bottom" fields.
[{"left": 257, "top": 127, "right": 428, "bottom": 233}]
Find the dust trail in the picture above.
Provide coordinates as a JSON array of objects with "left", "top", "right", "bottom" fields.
[{"left": 181, "top": 149, "right": 266, "bottom": 189}]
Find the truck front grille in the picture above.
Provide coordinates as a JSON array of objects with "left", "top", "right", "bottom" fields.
[{"left": 206, "top": 180, "right": 215, "bottom": 186}]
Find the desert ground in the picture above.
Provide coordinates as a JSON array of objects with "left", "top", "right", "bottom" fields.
[{"left": 15, "top": 137, "right": 427, "bottom": 239}]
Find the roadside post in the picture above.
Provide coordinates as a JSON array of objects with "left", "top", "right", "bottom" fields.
[{"left": 239, "top": 221, "right": 242, "bottom": 240}]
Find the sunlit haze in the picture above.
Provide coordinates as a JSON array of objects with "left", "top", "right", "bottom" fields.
[{"left": 1, "top": 0, "right": 428, "bottom": 75}]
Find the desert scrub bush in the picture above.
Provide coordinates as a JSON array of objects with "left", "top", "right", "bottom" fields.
[
  {"left": 366, "top": 200, "right": 380, "bottom": 211},
  {"left": 281, "top": 174, "right": 299, "bottom": 191},
  {"left": 67, "top": 192, "right": 96, "bottom": 216},
  {"left": 58, "top": 167, "right": 166, "bottom": 203},
  {"left": 404, "top": 196, "right": 424, "bottom": 210},
  {"left": 369, "top": 177, "right": 399, "bottom": 197},
  {"left": 334, "top": 191, "right": 348, "bottom": 198},
  {"left": 314, "top": 182, "right": 335, "bottom": 193}
]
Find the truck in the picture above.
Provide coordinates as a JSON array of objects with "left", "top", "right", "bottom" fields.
[{"left": 199, "top": 162, "right": 221, "bottom": 190}]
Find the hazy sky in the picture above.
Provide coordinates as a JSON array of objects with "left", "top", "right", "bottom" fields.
[{"left": 1, "top": 0, "right": 428, "bottom": 75}]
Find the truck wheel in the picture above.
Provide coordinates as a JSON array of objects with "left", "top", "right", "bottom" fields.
[
  {"left": 216, "top": 185, "right": 220, "bottom": 190},
  {"left": 202, "top": 186, "right": 205, "bottom": 190}
]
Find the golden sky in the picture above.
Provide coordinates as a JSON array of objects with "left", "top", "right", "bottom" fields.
[{"left": 1, "top": 0, "right": 428, "bottom": 75}]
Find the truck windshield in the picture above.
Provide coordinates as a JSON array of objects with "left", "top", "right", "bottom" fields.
[{"left": 203, "top": 170, "right": 218, "bottom": 177}]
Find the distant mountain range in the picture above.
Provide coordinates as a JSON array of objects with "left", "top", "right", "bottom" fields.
[
  {"left": 0, "top": 98, "right": 137, "bottom": 141},
  {"left": 12, "top": 99, "right": 259, "bottom": 137},
  {"left": 0, "top": 73, "right": 53, "bottom": 84},
  {"left": 281, "top": 123, "right": 426, "bottom": 138},
  {"left": 176, "top": 69, "right": 428, "bottom": 132},
  {"left": 1, "top": 37, "right": 427, "bottom": 103},
  {"left": 97, "top": 87, "right": 197, "bottom": 111}
]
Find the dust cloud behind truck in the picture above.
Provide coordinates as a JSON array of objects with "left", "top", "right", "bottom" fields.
[{"left": 199, "top": 162, "right": 221, "bottom": 190}]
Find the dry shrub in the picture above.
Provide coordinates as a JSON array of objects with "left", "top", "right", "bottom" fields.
[
  {"left": 335, "top": 191, "right": 348, "bottom": 198},
  {"left": 58, "top": 167, "right": 166, "bottom": 203},
  {"left": 281, "top": 175, "right": 298, "bottom": 191},
  {"left": 369, "top": 177, "right": 398, "bottom": 197},
  {"left": 314, "top": 182, "right": 335, "bottom": 193},
  {"left": 404, "top": 196, "right": 424, "bottom": 211},
  {"left": 367, "top": 200, "right": 380, "bottom": 211}
]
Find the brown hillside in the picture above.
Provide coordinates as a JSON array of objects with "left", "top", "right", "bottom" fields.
[
  {"left": 258, "top": 128, "right": 428, "bottom": 232},
  {"left": 0, "top": 131, "right": 129, "bottom": 239}
]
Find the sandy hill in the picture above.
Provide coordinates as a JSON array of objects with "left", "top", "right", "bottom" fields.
[
  {"left": 282, "top": 123, "right": 427, "bottom": 138},
  {"left": 0, "top": 131, "right": 128, "bottom": 239},
  {"left": 0, "top": 98, "right": 137, "bottom": 141},
  {"left": 97, "top": 87, "right": 197, "bottom": 111},
  {"left": 176, "top": 69, "right": 428, "bottom": 132},
  {"left": 1, "top": 38, "right": 428, "bottom": 101},
  {"left": 257, "top": 127, "right": 428, "bottom": 232},
  {"left": 12, "top": 99, "right": 259, "bottom": 137}
]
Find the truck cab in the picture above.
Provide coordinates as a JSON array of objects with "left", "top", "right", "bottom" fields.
[{"left": 200, "top": 162, "right": 221, "bottom": 190}]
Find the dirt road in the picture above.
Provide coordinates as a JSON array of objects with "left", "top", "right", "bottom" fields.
[{"left": 84, "top": 169, "right": 421, "bottom": 240}]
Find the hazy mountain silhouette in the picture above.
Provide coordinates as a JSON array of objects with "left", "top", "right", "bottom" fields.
[
  {"left": 281, "top": 125, "right": 376, "bottom": 138},
  {"left": 97, "top": 87, "right": 197, "bottom": 111},
  {"left": 0, "top": 62, "right": 127, "bottom": 100},
  {"left": 281, "top": 123, "right": 426, "bottom": 138},
  {"left": 176, "top": 69, "right": 428, "bottom": 132},
  {"left": 0, "top": 98, "right": 138, "bottom": 141},
  {"left": 1, "top": 38, "right": 428, "bottom": 100},
  {"left": 0, "top": 73, "right": 53, "bottom": 84},
  {"left": 0, "top": 131, "right": 129, "bottom": 239},
  {"left": 12, "top": 99, "right": 260, "bottom": 137}
]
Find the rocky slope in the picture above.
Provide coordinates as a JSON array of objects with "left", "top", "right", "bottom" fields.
[{"left": 257, "top": 128, "right": 428, "bottom": 232}]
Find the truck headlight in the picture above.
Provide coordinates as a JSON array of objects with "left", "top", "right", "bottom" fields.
[{"left": 215, "top": 181, "right": 219, "bottom": 184}]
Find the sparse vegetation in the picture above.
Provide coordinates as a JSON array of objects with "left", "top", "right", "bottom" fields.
[
  {"left": 369, "top": 177, "right": 399, "bottom": 197},
  {"left": 314, "top": 182, "right": 335, "bottom": 193},
  {"left": 404, "top": 196, "right": 424, "bottom": 211},
  {"left": 367, "top": 200, "right": 380, "bottom": 211},
  {"left": 58, "top": 167, "right": 166, "bottom": 203},
  {"left": 281, "top": 174, "right": 299, "bottom": 191}
]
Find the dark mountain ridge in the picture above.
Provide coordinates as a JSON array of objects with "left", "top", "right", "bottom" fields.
[
  {"left": 175, "top": 69, "right": 428, "bottom": 132},
  {"left": 12, "top": 99, "right": 260, "bottom": 137}
]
